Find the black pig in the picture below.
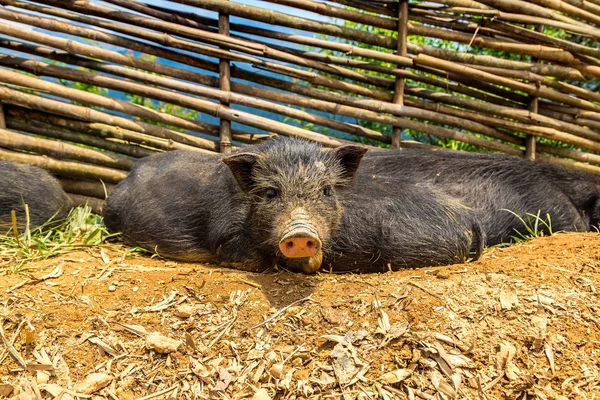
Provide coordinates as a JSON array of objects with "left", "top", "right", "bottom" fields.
[
  {"left": 103, "top": 138, "right": 483, "bottom": 273},
  {"left": 362, "top": 150, "right": 600, "bottom": 245},
  {"left": 0, "top": 161, "right": 73, "bottom": 231}
]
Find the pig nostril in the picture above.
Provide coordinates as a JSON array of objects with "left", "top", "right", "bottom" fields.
[
  {"left": 285, "top": 241, "right": 294, "bottom": 249},
  {"left": 307, "top": 240, "right": 314, "bottom": 248}
]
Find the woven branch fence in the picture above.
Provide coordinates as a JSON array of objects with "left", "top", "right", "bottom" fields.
[{"left": 0, "top": 0, "right": 599, "bottom": 209}]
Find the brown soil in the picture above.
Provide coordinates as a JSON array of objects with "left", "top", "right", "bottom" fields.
[{"left": 1, "top": 233, "right": 599, "bottom": 399}]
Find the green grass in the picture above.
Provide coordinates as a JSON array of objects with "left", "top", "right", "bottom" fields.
[
  {"left": 0, "top": 205, "right": 115, "bottom": 273},
  {"left": 502, "top": 209, "right": 555, "bottom": 243}
]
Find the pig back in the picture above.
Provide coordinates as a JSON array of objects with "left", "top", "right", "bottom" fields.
[{"left": 324, "top": 172, "right": 483, "bottom": 272}]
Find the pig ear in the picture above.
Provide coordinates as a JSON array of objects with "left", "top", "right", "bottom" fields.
[
  {"left": 222, "top": 152, "right": 260, "bottom": 192},
  {"left": 333, "top": 145, "right": 368, "bottom": 181}
]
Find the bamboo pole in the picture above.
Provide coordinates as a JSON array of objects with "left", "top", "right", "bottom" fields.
[
  {"left": 405, "top": 86, "right": 600, "bottom": 144},
  {"left": 0, "top": 43, "right": 267, "bottom": 145},
  {"left": 9, "top": 41, "right": 589, "bottom": 149},
  {"left": 0, "top": 148, "right": 127, "bottom": 183},
  {"left": 474, "top": 0, "right": 591, "bottom": 27},
  {"left": 140, "top": 1, "right": 591, "bottom": 80},
  {"left": 413, "top": 54, "right": 600, "bottom": 114},
  {"left": 261, "top": 0, "right": 586, "bottom": 63},
  {"left": 18, "top": 0, "right": 397, "bottom": 91},
  {"left": 18, "top": 0, "right": 596, "bottom": 126},
  {"left": 525, "top": 25, "right": 544, "bottom": 161},
  {"left": 410, "top": 99, "right": 600, "bottom": 166},
  {"left": 420, "top": 6, "right": 600, "bottom": 39},
  {"left": 536, "top": 144, "right": 600, "bottom": 166},
  {"left": 1, "top": 34, "right": 548, "bottom": 148},
  {"left": 526, "top": 0, "right": 600, "bottom": 26},
  {"left": 392, "top": 0, "right": 409, "bottom": 150},
  {"left": 4, "top": 106, "right": 187, "bottom": 155},
  {"left": 0, "top": 67, "right": 221, "bottom": 152},
  {"left": 0, "top": 18, "right": 343, "bottom": 147},
  {"left": 0, "top": 0, "right": 596, "bottom": 169},
  {"left": 275, "top": 46, "right": 526, "bottom": 107},
  {"left": 45, "top": 0, "right": 590, "bottom": 80},
  {"left": 0, "top": 60, "right": 340, "bottom": 148},
  {"left": 482, "top": 20, "right": 600, "bottom": 61},
  {"left": 219, "top": 9, "right": 232, "bottom": 154},
  {"left": 239, "top": 67, "right": 600, "bottom": 147},
  {"left": 0, "top": 60, "right": 227, "bottom": 149},
  {"left": 537, "top": 154, "right": 600, "bottom": 176},
  {"left": 0, "top": 129, "right": 135, "bottom": 170},
  {"left": 155, "top": 0, "right": 580, "bottom": 63},
  {"left": 0, "top": 42, "right": 390, "bottom": 144},
  {"left": 68, "top": 194, "right": 103, "bottom": 214},
  {"left": 0, "top": 86, "right": 219, "bottom": 153},
  {"left": 5, "top": 117, "right": 157, "bottom": 160},
  {"left": 58, "top": 178, "right": 114, "bottom": 200}
]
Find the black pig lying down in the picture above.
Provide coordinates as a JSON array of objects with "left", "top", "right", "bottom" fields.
[
  {"left": 0, "top": 161, "right": 73, "bottom": 231},
  {"left": 103, "top": 138, "right": 483, "bottom": 273},
  {"left": 363, "top": 150, "right": 600, "bottom": 245}
]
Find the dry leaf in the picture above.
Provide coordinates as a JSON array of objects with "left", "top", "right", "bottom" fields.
[{"left": 379, "top": 368, "right": 412, "bottom": 384}]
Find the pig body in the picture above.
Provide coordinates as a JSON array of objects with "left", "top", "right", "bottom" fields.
[
  {"left": 103, "top": 139, "right": 483, "bottom": 273},
  {"left": 0, "top": 161, "right": 72, "bottom": 231},
  {"left": 363, "top": 150, "right": 600, "bottom": 245}
]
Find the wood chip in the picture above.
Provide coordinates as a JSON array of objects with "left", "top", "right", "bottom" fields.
[
  {"left": 145, "top": 332, "right": 181, "bottom": 354},
  {"left": 252, "top": 388, "right": 271, "bottom": 400},
  {"left": 73, "top": 372, "right": 112, "bottom": 395},
  {"left": 379, "top": 368, "right": 412, "bottom": 384}
]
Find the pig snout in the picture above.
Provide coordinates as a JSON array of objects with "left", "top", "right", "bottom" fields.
[
  {"left": 278, "top": 209, "right": 323, "bottom": 259},
  {"left": 279, "top": 231, "right": 321, "bottom": 258}
]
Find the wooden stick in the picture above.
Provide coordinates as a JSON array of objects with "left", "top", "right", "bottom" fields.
[
  {"left": 58, "top": 178, "right": 115, "bottom": 200},
  {"left": 0, "top": 128, "right": 135, "bottom": 171},
  {"left": 67, "top": 194, "right": 103, "bottom": 214},
  {"left": 9, "top": 1, "right": 596, "bottom": 144},
  {"left": 5, "top": 106, "right": 178, "bottom": 155},
  {"left": 0, "top": 44, "right": 386, "bottom": 144},
  {"left": 537, "top": 154, "right": 600, "bottom": 176},
  {"left": 0, "top": 86, "right": 219, "bottom": 153},
  {"left": 158, "top": 0, "right": 581, "bottom": 63},
  {"left": 0, "top": 102, "right": 5, "bottom": 129},
  {"left": 474, "top": 0, "right": 590, "bottom": 28},
  {"left": 0, "top": 68, "right": 220, "bottom": 151},
  {"left": 219, "top": 9, "right": 232, "bottom": 154},
  {"left": 0, "top": 148, "right": 127, "bottom": 183},
  {"left": 413, "top": 54, "right": 600, "bottom": 113},
  {"left": 0, "top": 42, "right": 266, "bottom": 145},
  {"left": 392, "top": 0, "right": 408, "bottom": 150},
  {"left": 6, "top": 116, "right": 155, "bottom": 159},
  {"left": 525, "top": 24, "right": 544, "bottom": 161},
  {"left": 142, "top": 2, "right": 590, "bottom": 80}
]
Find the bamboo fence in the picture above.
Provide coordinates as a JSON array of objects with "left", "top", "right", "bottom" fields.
[{"left": 0, "top": 0, "right": 599, "bottom": 207}]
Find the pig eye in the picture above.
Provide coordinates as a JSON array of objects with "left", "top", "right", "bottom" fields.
[
  {"left": 264, "top": 188, "right": 279, "bottom": 199},
  {"left": 323, "top": 186, "right": 332, "bottom": 197}
]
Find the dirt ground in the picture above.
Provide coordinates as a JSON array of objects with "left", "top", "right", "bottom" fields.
[{"left": 0, "top": 233, "right": 599, "bottom": 400}]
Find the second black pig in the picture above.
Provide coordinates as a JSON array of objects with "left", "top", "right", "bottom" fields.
[{"left": 363, "top": 150, "right": 600, "bottom": 245}]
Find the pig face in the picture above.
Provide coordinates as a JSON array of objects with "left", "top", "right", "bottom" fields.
[{"left": 222, "top": 139, "right": 367, "bottom": 273}]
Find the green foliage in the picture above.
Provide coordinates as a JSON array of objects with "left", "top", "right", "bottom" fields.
[
  {"left": 0, "top": 206, "right": 113, "bottom": 273},
  {"left": 502, "top": 209, "right": 555, "bottom": 243}
]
